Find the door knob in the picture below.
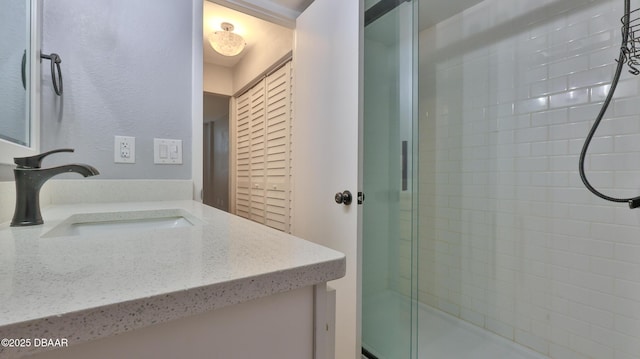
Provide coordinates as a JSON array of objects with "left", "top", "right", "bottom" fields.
[{"left": 335, "top": 190, "right": 353, "bottom": 205}]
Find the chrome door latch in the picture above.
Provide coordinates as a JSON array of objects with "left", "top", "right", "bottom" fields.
[
  {"left": 334, "top": 191, "right": 364, "bottom": 206},
  {"left": 335, "top": 190, "right": 353, "bottom": 205}
]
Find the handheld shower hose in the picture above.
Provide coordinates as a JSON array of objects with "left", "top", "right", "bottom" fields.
[{"left": 579, "top": 0, "right": 640, "bottom": 208}]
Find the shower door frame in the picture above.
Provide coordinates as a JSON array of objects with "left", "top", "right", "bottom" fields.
[{"left": 362, "top": 0, "right": 419, "bottom": 358}]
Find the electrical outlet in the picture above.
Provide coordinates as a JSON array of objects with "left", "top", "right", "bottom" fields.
[{"left": 114, "top": 136, "right": 135, "bottom": 163}]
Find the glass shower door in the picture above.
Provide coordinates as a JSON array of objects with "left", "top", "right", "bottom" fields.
[{"left": 362, "top": 0, "right": 418, "bottom": 358}]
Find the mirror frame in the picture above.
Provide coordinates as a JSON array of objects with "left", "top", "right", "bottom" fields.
[{"left": 0, "top": 0, "right": 41, "bottom": 165}]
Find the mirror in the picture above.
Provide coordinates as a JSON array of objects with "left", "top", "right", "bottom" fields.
[{"left": 0, "top": 0, "right": 40, "bottom": 165}]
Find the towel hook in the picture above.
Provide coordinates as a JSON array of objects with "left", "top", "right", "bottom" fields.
[{"left": 41, "top": 52, "right": 63, "bottom": 96}]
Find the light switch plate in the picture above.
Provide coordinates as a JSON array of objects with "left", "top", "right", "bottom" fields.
[
  {"left": 114, "top": 136, "right": 135, "bottom": 163},
  {"left": 154, "top": 138, "right": 182, "bottom": 164}
]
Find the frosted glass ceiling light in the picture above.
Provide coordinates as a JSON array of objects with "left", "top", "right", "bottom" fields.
[{"left": 209, "top": 22, "right": 245, "bottom": 57}]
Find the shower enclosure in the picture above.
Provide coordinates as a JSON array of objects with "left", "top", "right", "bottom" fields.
[
  {"left": 363, "top": 0, "right": 418, "bottom": 357},
  {"left": 363, "top": 0, "right": 640, "bottom": 358}
]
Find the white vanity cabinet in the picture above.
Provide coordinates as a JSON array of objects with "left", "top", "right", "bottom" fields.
[
  {"left": 0, "top": 201, "right": 344, "bottom": 359},
  {"left": 26, "top": 285, "right": 336, "bottom": 359}
]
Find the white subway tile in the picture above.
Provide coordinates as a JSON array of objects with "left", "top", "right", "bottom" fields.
[
  {"left": 516, "top": 97, "right": 549, "bottom": 114},
  {"left": 568, "top": 101, "right": 607, "bottom": 123},
  {"left": 569, "top": 334, "right": 614, "bottom": 359},
  {"left": 589, "top": 153, "right": 637, "bottom": 171},
  {"left": 589, "top": 46, "right": 617, "bottom": 69},
  {"left": 614, "top": 97, "right": 640, "bottom": 117},
  {"left": 591, "top": 80, "right": 640, "bottom": 102},
  {"left": 590, "top": 325, "right": 640, "bottom": 359},
  {"left": 550, "top": 56, "right": 590, "bottom": 78},
  {"left": 616, "top": 351, "right": 638, "bottom": 359},
  {"left": 516, "top": 156, "right": 549, "bottom": 172},
  {"left": 612, "top": 295, "right": 640, "bottom": 320},
  {"left": 581, "top": 29, "right": 613, "bottom": 49},
  {"left": 543, "top": 43, "right": 570, "bottom": 64},
  {"left": 613, "top": 244, "right": 640, "bottom": 264},
  {"left": 589, "top": 13, "right": 618, "bottom": 35},
  {"left": 615, "top": 314, "right": 640, "bottom": 339},
  {"left": 485, "top": 317, "right": 515, "bottom": 339},
  {"left": 529, "top": 24, "right": 547, "bottom": 40},
  {"left": 565, "top": 21, "right": 589, "bottom": 42},
  {"left": 550, "top": 265, "right": 572, "bottom": 285},
  {"left": 549, "top": 343, "right": 590, "bottom": 359},
  {"left": 596, "top": 116, "right": 640, "bottom": 137},
  {"left": 589, "top": 258, "right": 640, "bottom": 280},
  {"left": 613, "top": 171, "right": 640, "bottom": 190},
  {"left": 514, "top": 126, "right": 548, "bottom": 143},
  {"left": 547, "top": 187, "right": 592, "bottom": 205},
  {"left": 614, "top": 133, "right": 640, "bottom": 152},
  {"left": 550, "top": 155, "right": 580, "bottom": 171},
  {"left": 550, "top": 311, "right": 591, "bottom": 338},
  {"left": 549, "top": 89, "right": 590, "bottom": 108},
  {"left": 460, "top": 307, "right": 485, "bottom": 327},
  {"left": 515, "top": 329, "right": 550, "bottom": 354},
  {"left": 438, "top": 299, "right": 460, "bottom": 316},
  {"left": 615, "top": 279, "right": 640, "bottom": 302},
  {"left": 568, "top": 64, "right": 615, "bottom": 89},
  {"left": 568, "top": 236, "right": 614, "bottom": 258},
  {"left": 613, "top": 207, "right": 640, "bottom": 225},
  {"left": 549, "top": 324, "right": 574, "bottom": 348},
  {"left": 590, "top": 83, "right": 611, "bottom": 102},
  {"left": 550, "top": 218, "right": 591, "bottom": 237},
  {"left": 569, "top": 136, "right": 613, "bottom": 154},
  {"left": 554, "top": 121, "right": 592, "bottom": 143},
  {"left": 568, "top": 268, "right": 615, "bottom": 293},
  {"left": 570, "top": 302, "right": 614, "bottom": 328}
]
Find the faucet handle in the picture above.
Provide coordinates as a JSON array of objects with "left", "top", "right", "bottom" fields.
[{"left": 14, "top": 148, "right": 75, "bottom": 169}]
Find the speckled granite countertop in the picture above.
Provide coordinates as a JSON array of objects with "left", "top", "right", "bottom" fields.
[{"left": 0, "top": 201, "right": 346, "bottom": 358}]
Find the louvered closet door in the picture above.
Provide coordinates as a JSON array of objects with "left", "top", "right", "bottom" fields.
[
  {"left": 235, "top": 91, "right": 252, "bottom": 219},
  {"left": 264, "top": 63, "right": 292, "bottom": 232},
  {"left": 249, "top": 81, "right": 267, "bottom": 224},
  {"left": 233, "top": 61, "right": 293, "bottom": 232}
]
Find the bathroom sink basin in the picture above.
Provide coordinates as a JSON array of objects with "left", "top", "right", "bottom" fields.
[{"left": 42, "top": 209, "right": 202, "bottom": 238}]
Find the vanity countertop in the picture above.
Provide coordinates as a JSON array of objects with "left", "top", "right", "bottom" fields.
[{"left": 0, "top": 201, "right": 346, "bottom": 358}]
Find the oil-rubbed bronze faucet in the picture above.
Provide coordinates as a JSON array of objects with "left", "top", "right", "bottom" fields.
[{"left": 10, "top": 149, "right": 99, "bottom": 227}]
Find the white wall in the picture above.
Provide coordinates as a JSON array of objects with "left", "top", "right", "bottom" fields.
[
  {"left": 232, "top": 26, "right": 292, "bottom": 93},
  {"left": 40, "top": 0, "right": 193, "bottom": 180},
  {"left": 204, "top": 63, "right": 233, "bottom": 96},
  {"left": 419, "top": 0, "right": 640, "bottom": 358}
]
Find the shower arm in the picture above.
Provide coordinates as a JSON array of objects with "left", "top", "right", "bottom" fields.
[{"left": 579, "top": 0, "right": 640, "bottom": 209}]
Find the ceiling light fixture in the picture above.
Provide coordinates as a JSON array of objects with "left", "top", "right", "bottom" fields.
[{"left": 208, "top": 22, "right": 246, "bottom": 57}]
